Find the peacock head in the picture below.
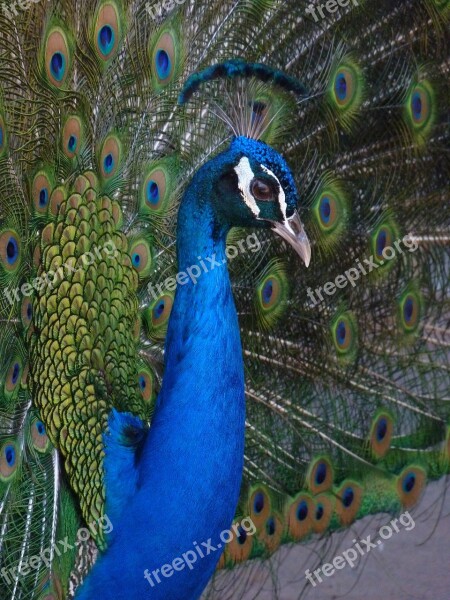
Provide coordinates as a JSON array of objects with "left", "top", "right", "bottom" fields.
[
  {"left": 209, "top": 135, "right": 311, "bottom": 267},
  {"left": 180, "top": 60, "right": 312, "bottom": 266}
]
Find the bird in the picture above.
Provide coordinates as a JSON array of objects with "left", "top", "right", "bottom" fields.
[{"left": 0, "top": 1, "right": 449, "bottom": 599}]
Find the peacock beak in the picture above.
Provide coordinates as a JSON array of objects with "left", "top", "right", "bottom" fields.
[{"left": 271, "top": 211, "right": 311, "bottom": 267}]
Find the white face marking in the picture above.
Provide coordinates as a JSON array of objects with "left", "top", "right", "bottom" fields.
[
  {"left": 261, "top": 164, "right": 288, "bottom": 223},
  {"left": 234, "top": 157, "right": 261, "bottom": 217}
]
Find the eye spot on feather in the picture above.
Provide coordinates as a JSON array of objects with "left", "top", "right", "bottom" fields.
[
  {"left": 149, "top": 24, "right": 183, "bottom": 92},
  {"left": 332, "top": 315, "right": 354, "bottom": 354},
  {"left": 151, "top": 31, "right": 179, "bottom": 87},
  {"left": 255, "top": 262, "right": 289, "bottom": 328},
  {"left": 51, "top": 53, "right": 65, "bottom": 81},
  {"left": 336, "top": 481, "right": 362, "bottom": 525},
  {"left": 153, "top": 298, "right": 169, "bottom": 324},
  {"left": 5, "top": 359, "right": 22, "bottom": 394},
  {"left": 376, "top": 230, "right": 386, "bottom": 256},
  {"left": 261, "top": 278, "right": 278, "bottom": 308},
  {"left": 315, "top": 462, "right": 327, "bottom": 485},
  {"left": 312, "top": 494, "right": 334, "bottom": 533},
  {"left": 332, "top": 312, "right": 358, "bottom": 360},
  {"left": 259, "top": 513, "right": 283, "bottom": 553},
  {"left": 31, "top": 418, "right": 51, "bottom": 453},
  {"left": 0, "top": 441, "right": 19, "bottom": 481},
  {"left": 4, "top": 446, "right": 15, "bottom": 467},
  {"left": 399, "top": 290, "right": 422, "bottom": 333},
  {"left": 137, "top": 371, "right": 153, "bottom": 402},
  {"left": 12, "top": 364, "right": 20, "bottom": 384},
  {"left": 100, "top": 135, "right": 121, "bottom": 179},
  {"left": 248, "top": 487, "right": 271, "bottom": 527},
  {"left": 147, "top": 180, "right": 160, "bottom": 205},
  {"left": 319, "top": 196, "right": 332, "bottom": 225},
  {"left": 397, "top": 466, "right": 426, "bottom": 508},
  {"left": 104, "top": 154, "right": 113, "bottom": 173},
  {"left": 156, "top": 49, "right": 171, "bottom": 80},
  {"left": 287, "top": 493, "right": 313, "bottom": 541},
  {"left": 370, "top": 413, "right": 394, "bottom": 458},
  {"left": 0, "top": 230, "right": 21, "bottom": 272},
  {"left": 32, "top": 172, "right": 52, "bottom": 214},
  {"left": 21, "top": 297, "right": 33, "bottom": 328},
  {"left": 412, "top": 92, "right": 423, "bottom": 122},
  {"left": 404, "top": 297, "right": 414, "bottom": 323},
  {"left": 377, "top": 417, "right": 387, "bottom": 441},
  {"left": 40, "top": 188, "right": 48, "bottom": 207},
  {"left": 335, "top": 71, "right": 351, "bottom": 103},
  {"left": 329, "top": 60, "right": 363, "bottom": 117},
  {"left": 405, "top": 80, "right": 436, "bottom": 143},
  {"left": 62, "top": 116, "right": 83, "bottom": 158},
  {"left": 312, "top": 182, "right": 348, "bottom": 247},
  {"left": 144, "top": 293, "right": 174, "bottom": 340},
  {"left": 403, "top": 472, "right": 415, "bottom": 493},
  {"left": 99, "top": 25, "right": 114, "bottom": 55},
  {"left": 253, "top": 491, "right": 265, "bottom": 514},
  {"left": 141, "top": 165, "right": 174, "bottom": 215},
  {"left": 375, "top": 227, "right": 391, "bottom": 261},
  {"left": 308, "top": 457, "right": 333, "bottom": 494},
  {"left": 265, "top": 516, "right": 276, "bottom": 535},
  {"left": 336, "top": 320, "right": 349, "bottom": 349},
  {"left": 95, "top": 3, "right": 121, "bottom": 60},
  {"left": 45, "top": 28, "right": 71, "bottom": 88},
  {"left": 370, "top": 220, "right": 399, "bottom": 272},
  {"left": 342, "top": 487, "right": 354, "bottom": 507},
  {"left": 7, "top": 239, "right": 19, "bottom": 264},
  {"left": 408, "top": 83, "right": 433, "bottom": 129},
  {"left": 227, "top": 518, "right": 253, "bottom": 563},
  {"left": 296, "top": 500, "right": 308, "bottom": 521},
  {"left": 129, "top": 239, "right": 152, "bottom": 278}
]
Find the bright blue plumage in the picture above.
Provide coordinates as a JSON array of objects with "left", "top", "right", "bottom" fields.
[{"left": 76, "top": 136, "right": 308, "bottom": 599}]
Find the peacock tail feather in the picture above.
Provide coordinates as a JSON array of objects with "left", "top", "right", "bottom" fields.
[{"left": 0, "top": 0, "right": 449, "bottom": 598}]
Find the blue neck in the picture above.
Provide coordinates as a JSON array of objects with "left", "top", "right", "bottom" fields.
[{"left": 78, "top": 165, "right": 246, "bottom": 600}]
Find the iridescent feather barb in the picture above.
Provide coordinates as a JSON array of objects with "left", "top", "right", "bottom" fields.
[
  {"left": 179, "top": 59, "right": 309, "bottom": 104},
  {"left": 179, "top": 60, "right": 309, "bottom": 141}
]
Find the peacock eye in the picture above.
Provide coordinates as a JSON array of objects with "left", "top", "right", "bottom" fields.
[{"left": 251, "top": 179, "right": 275, "bottom": 202}]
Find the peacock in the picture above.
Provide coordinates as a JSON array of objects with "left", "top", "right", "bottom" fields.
[{"left": 0, "top": 0, "right": 449, "bottom": 599}]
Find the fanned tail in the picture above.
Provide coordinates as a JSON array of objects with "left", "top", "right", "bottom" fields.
[{"left": 0, "top": 1, "right": 449, "bottom": 599}]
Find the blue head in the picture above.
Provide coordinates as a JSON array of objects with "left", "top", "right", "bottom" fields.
[
  {"left": 179, "top": 60, "right": 311, "bottom": 265},
  {"left": 191, "top": 135, "right": 311, "bottom": 266}
]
